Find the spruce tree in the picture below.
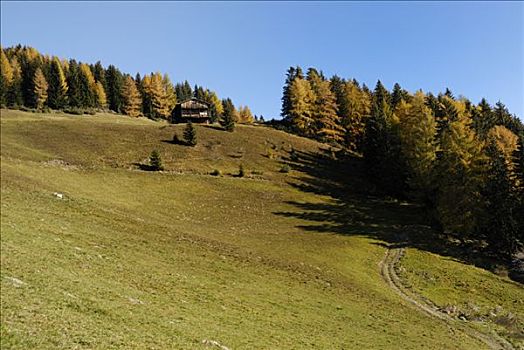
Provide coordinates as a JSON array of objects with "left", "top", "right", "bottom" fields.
[
  {"left": 105, "top": 65, "right": 123, "bottom": 112},
  {"left": 47, "top": 57, "right": 68, "bottom": 109},
  {"left": 220, "top": 98, "right": 236, "bottom": 132},
  {"left": 183, "top": 121, "right": 197, "bottom": 146},
  {"left": 67, "top": 59, "right": 82, "bottom": 108},
  {"left": 149, "top": 150, "right": 163, "bottom": 171},
  {"left": 483, "top": 141, "right": 521, "bottom": 257},
  {"left": 281, "top": 66, "right": 304, "bottom": 120}
]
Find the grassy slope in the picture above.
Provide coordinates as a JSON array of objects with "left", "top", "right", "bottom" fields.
[{"left": 0, "top": 109, "right": 521, "bottom": 349}]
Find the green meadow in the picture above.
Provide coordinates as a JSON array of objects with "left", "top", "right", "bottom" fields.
[{"left": 1, "top": 109, "right": 522, "bottom": 349}]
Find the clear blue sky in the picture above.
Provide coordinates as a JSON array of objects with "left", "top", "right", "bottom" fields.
[{"left": 1, "top": 1, "right": 522, "bottom": 119}]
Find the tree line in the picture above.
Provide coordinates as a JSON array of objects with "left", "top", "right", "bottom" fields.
[
  {"left": 0, "top": 45, "right": 256, "bottom": 124},
  {"left": 281, "top": 66, "right": 524, "bottom": 259}
]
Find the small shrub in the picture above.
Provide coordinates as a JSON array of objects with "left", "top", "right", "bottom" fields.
[
  {"left": 210, "top": 169, "right": 221, "bottom": 176},
  {"left": 238, "top": 164, "right": 245, "bottom": 177},
  {"left": 267, "top": 148, "right": 276, "bottom": 159},
  {"left": 280, "top": 164, "right": 290, "bottom": 173},
  {"left": 172, "top": 132, "right": 180, "bottom": 144},
  {"left": 149, "top": 150, "right": 163, "bottom": 171}
]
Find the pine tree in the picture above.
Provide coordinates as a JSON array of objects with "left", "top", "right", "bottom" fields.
[
  {"left": 175, "top": 81, "right": 193, "bottom": 102},
  {"left": 149, "top": 150, "right": 163, "bottom": 171},
  {"left": 220, "top": 98, "right": 235, "bottom": 132},
  {"left": 0, "top": 49, "right": 13, "bottom": 106},
  {"left": 47, "top": 57, "right": 68, "bottom": 109},
  {"left": 33, "top": 67, "right": 48, "bottom": 110},
  {"left": 183, "top": 121, "right": 197, "bottom": 146},
  {"left": 121, "top": 75, "right": 142, "bottom": 117}
]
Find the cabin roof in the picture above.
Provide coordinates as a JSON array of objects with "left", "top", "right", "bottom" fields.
[{"left": 177, "top": 98, "right": 209, "bottom": 110}]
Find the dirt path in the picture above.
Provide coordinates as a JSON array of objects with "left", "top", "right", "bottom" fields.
[{"left": 380, "top": 246, "right": 514, "bottom": 350}]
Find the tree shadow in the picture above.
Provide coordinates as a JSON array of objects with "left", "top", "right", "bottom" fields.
[
  {"left": 161, "top": 138, "right": 188, "bottom": 146},
  {"left": 133, "top": 162, "right": 157, "bottom": 171},
  {"left": 273, "top": 148, "right": 506, "bottom": 272}
]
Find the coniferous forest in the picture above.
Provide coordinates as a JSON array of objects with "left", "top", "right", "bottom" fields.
[
  {"left": 0, "top": 45, "right": 256, "bottom": 124},
  {"left": 1, "top": 46, "right": 523, "bottom": 260},
  {"left": 280, "top": 66, "right": 524, "bottom": 260}
]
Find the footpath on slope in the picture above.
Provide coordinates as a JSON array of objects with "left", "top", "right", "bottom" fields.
[{"left": 379, "top": 242, "right": 515, "bottom": 350}]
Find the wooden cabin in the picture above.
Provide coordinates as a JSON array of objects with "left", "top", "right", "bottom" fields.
[{"left": 172, "top": 98, "right": 210, "bottom": 124}]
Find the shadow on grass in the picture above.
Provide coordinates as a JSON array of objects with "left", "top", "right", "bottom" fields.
[
  {"left": 273, "top": 147, "right": 507, "bottom": 272},
  {"left": 132, "top": 162, "right": 161, "bottom": 171}
]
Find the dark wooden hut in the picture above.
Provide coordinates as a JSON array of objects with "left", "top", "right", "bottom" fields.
[{"left": 172, "top": 98, "right": 210, "bottom": 124}]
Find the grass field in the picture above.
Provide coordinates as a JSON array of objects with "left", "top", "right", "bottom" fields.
[{"left": 1, "top": 109, "right": 522, "bottom": 349}]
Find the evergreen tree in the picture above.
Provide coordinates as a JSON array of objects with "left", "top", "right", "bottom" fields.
[
  {"left": 471, "top": 98, "right": 493, "bottom": 138},
  {"left": 183, "top": 121, "right": 197, "bottom": 146},
  {"left": 373, "top": 80, "right": 390, "bottom": 107},
  {"left": 483, "top": 141, "right": 521, "bottom": 257},
  {"left": 175, "top": 80, "right": 192, "bottom": 102},
  {"left": 33, "top": 67, "right": 48, "bottom": 110},
  {"left": 121, "top": 75, "right": 142, "bottom": 117},
  {"left": 281, "top": 66, "right": 304, "bottom": 119},
  {"left": 149, "top": 150, "right": 163, "bottom": 171},
  {"left": 105, "top": 64, "right": 123, "bottom": 112},
  {"left": 207, "top": 91, "right": 223, "bottom": 123},
  {"left": 93, "top": 61, "right": 107, "bottom": 92},
  {"left": 66, "top": 60, "right": 82, "bottom": 108},
  {"left": 220, "top": 98, "right": 236, "bottom": 131},
  {"left": 47, "top": 57, "right": 68, "bottom": 109}
]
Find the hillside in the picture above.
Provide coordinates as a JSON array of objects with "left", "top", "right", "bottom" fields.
[{"left": 1, "top": 109, "right": 523, "bottom": 349}]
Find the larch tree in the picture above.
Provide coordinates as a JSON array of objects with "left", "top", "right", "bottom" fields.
[
  {"left": 308, "top": 71, "right": 344, "bottom": 143},
  {"left": 435, "top": 110, "right": 487, "bottom": 239},
  {"left": 288, "top": 77, "right": 315, "bottom": 136},
  {"left": 162, "top": 73, "right": 177, "bottom": 117},
  {"left": 340, "top": 80, "right": 371, "bottom": 152},
  {"left": 121, "top": 75, "right": 142, "bottom": 117},
  {"left": 237, "top": 105, "right": 254, "bottom": 123},
  {"left": 78, "top": 63, "right": 97, "bottom": 108},
  {"left": 0, "top": 49, "right": 14, "bottom": 106},
  {"left": 47, "top": 57, "right": 68, "bottom": 109},
  {"left": 33, "top": 67, "right": 48, "bottom": 110},
  {"left": 95, "top": 81, "right": 107, "bottom": 109},
  {"left": 7, "top": 57, "right": 23, "bottom": 107},
  {"left": 397, "top": 91, "right": 438, "bottom": 202}
]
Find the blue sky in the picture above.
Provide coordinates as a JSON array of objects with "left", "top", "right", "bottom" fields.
[{"left": 1, "top": 1, "right": 522, "bottom": 119}]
